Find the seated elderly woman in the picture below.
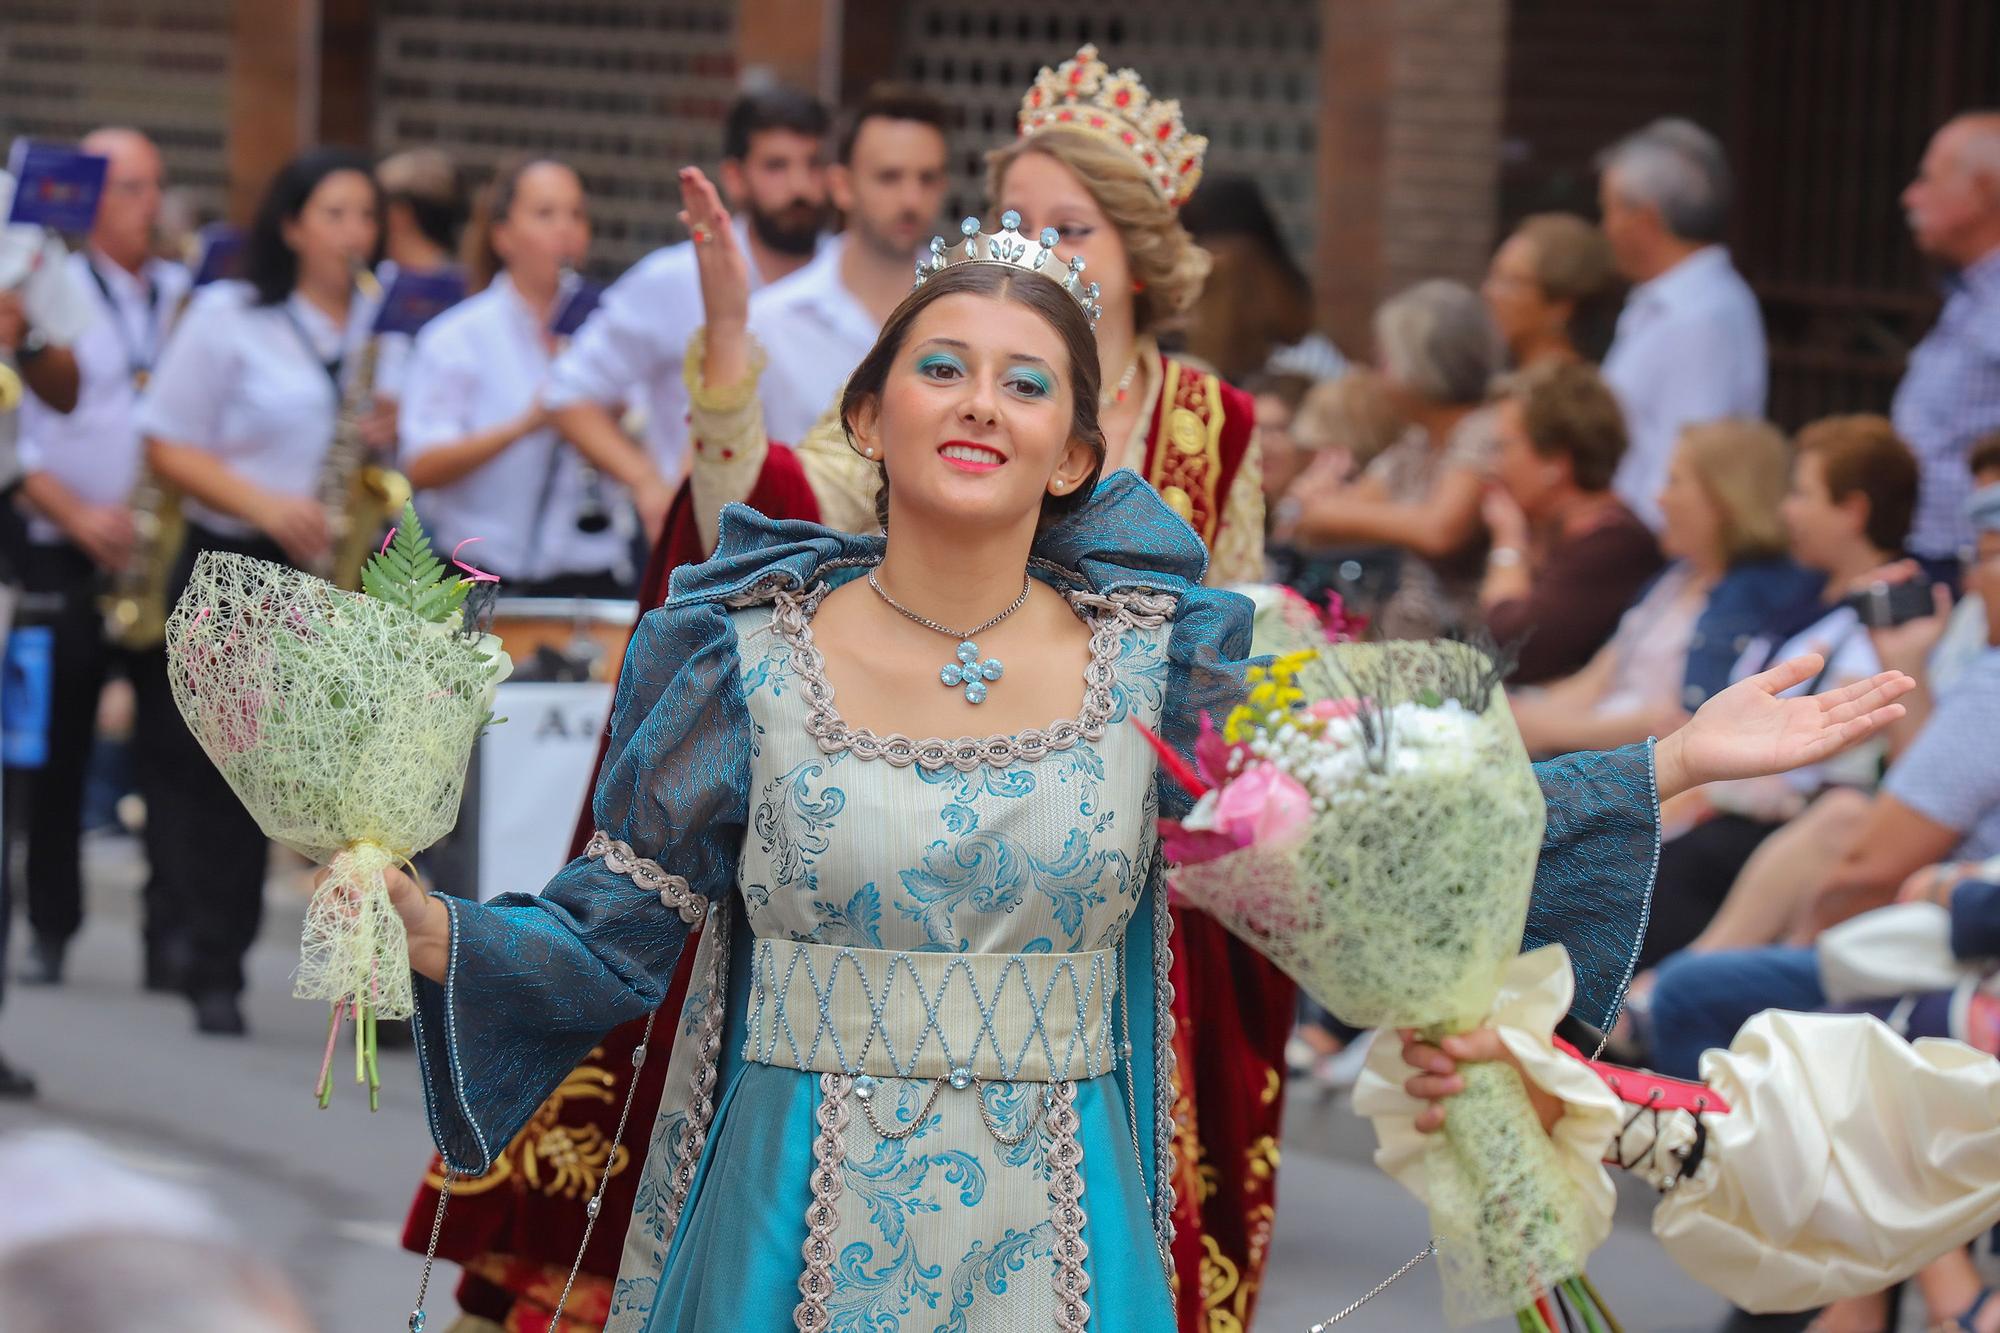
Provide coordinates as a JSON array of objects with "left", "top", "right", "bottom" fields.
[
  {"left": 1279, "top": 279, "right": 1504, "bottom": 638},
  {"left": 1481, "top": 211, "right": 1622, "bottom": 369},
  {"left": 1509, "top": 416, "right": 1822, "bottom": 755},
  {"left": 1479, "top": 361, "right": 1663, "bottom": 684},
  {"left": 1264, "top": 367, "right": 1407, "bottom": 620}
]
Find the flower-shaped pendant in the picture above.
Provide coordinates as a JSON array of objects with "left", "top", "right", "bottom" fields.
[{"left": 938, "top": 640, "right": 1005, "bottom": 704}]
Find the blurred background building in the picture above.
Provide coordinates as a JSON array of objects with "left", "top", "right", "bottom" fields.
[{"left": 4, "top": 0, "right": 1998, "bottom": 425}]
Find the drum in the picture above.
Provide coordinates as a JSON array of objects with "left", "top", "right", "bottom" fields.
[{"left": 487, "top": 596, "right": 636, "bottom": 684}]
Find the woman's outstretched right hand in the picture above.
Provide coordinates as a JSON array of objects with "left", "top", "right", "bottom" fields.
[{"left": 678, "top": 166, "right": 754, "bottom": 388}]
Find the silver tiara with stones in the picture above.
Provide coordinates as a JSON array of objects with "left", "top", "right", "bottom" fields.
[{"left": 912, "top": 212, "right": 1103, "bottom": 329}]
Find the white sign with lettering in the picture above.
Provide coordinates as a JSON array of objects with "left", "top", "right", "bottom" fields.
[{"left": 475, "top": 680, "right": 614, "bottom": 901}]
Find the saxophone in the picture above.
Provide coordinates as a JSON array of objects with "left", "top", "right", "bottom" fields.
[
  {"left": 100, "top": 441, "right": 186, "bottom": 649},
  {"left": 316, "top": 269, "right": 411, "bottom": 589},
  {"left": 106, "top": 235, "right": 205, "bottom": 647}
]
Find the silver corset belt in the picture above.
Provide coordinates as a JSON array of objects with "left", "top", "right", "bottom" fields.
[{"left": 742, "top": 938, "right": 1120, "bottom": 1083}]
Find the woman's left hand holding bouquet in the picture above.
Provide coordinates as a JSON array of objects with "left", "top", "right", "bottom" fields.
[{"left": 1400, "top": 1028, "right": 1563, "bottom": 1137}]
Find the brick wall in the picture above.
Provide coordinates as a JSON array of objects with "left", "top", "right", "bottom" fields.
[
  {"left": 1316, "top": 0, "right": 1510, "bottom": 357},
  {"left": 1380, "top": 0, "right": 1509, "bottom": 296},
  {"left": 373, "top": 0, "right": 739, "bottom": 277},
  {"left": 0, "top": 0, "right": 233, "bottom": 230}
]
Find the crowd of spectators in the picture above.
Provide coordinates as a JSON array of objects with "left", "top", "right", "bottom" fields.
[{"left": 1242, "top": 109, "right": 2000, "bottom": 1332}]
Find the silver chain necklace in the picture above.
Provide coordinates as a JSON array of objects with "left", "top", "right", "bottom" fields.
[
  {"left": 865, "top": 569, "right": 1030, "bottom": 640},
  {"left": 866, "top": 568, "right": 1032, "bottom": 705}
]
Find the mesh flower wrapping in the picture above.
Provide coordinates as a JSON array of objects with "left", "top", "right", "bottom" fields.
[
  {"left": 165, "top": 550, "right": 502, "bottom": 1026},
  {"left": 1168, "top": 640, "right": 1598, "bottom": 1323}
]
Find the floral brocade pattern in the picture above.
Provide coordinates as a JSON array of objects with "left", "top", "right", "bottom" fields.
[{"left": 724, "top": 588, "right": 1170, "bottom": 1330}]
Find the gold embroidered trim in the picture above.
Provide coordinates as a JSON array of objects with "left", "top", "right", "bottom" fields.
[
  {"left": 1145, "top": 360, "right": 1227, "bottom": 546},
  {"left": 584, "top": 831, "right": 706, "bottom": 928}
]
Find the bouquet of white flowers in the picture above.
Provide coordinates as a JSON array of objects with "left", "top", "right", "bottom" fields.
[
  {"left": 166, "top": 504, "right": 510, "bottom": 1107},
  {"left": 1152, "top": 639, "right": 1606, "bottom": 1326}
]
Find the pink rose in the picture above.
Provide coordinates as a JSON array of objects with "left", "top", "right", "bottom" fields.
[
  {"left": 1212, "top": 762, "right": 1314, "bottom": 848},
  {"left": 1307, "top": 697, "right": 1364, "bottom": 721}
]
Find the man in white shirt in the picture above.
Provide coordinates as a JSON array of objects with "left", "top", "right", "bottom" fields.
[
  {"left": 747, "top": 85, "right": 953, "bottom": 445},
  {"left": 1598, "top": 118, "right": 1768, "bottom": 531},
  {"left": 11, "top": 128, "right": 188, "bottom": 992},
  {"left": 545, "top": 87, "right": 833, "bottom": 534}
]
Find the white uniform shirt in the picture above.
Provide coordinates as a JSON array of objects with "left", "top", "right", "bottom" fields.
[
  {"left": 543, "top": 218, "right": 824, "bottom": 477},
  {"left": 135, "top": 280, "right": 377, "bottom": 538},
  {"left": 1601, "top": 246, "right": 1768, "bottom": 530},
  {"left": 400, "top": 275, "right": 631, "bottom": 582},
  {"left": 17, "top": 250, "right": 189, "bottom": 544},
  {"left": 745, "top": 234, "right": 882, "bottom": 446}
]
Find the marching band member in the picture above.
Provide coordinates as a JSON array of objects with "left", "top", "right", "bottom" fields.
[
  {"left": 136, "top": 148, "right": 384, "bottom": 1036},
  {"left": 400, "top": 157, "right": 633, "bottom": 597},
  {"left": 542, "top": 87, "right": 834, "bottom": 537},
  {"left": 12, "top": 129, "right": 188, "bottom": 992},
  {"left": 373, "top": 146, "right": 469, "bottom": 412}
]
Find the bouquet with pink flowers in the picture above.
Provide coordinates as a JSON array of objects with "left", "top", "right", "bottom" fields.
[{"left": 1146, "top": 635, "right": 1602, "bottom": 1325}]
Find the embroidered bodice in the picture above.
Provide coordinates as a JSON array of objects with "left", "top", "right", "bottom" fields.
[{"left": 733, "top": 582, "right": 1173, "bottom": 955}]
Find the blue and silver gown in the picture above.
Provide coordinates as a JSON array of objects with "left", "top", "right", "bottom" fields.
[{"left": 409, "top": 472, "right": 1659, "bottom": 1332}]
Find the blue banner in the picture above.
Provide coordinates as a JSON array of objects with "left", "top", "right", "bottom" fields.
[
  {"left": 5, "top": 140, "right": 109, "bottom": 232},
  {"left": 372, "top": 266, "right": 466, "bottom": 336},
  {"left": 190, "top": 223, "right": 244, "bottom": 288}
]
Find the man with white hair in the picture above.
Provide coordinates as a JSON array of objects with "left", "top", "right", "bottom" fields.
[
  {"left": 12, "top": 128, "right": 189, "bottom": 994},
  {"left": 1893, "top": 111, "right": 2000, "bottom": 580},
  {"left": 1597, "top": 117, "right": 1767, "bottom": 531}
]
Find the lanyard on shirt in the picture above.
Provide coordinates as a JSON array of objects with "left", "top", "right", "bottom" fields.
[
  {"left": 84, "top": 261, "right": 162, "bottom": 385},
  {"left": 278, "top": 300, "right": 346, "bottom": 401}
]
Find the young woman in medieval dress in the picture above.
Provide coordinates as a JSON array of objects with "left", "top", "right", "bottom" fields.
[
  {"left": 371, "top": 190, "right": 1925, "bottom": 1329},
  {"left": 675, "top": 48, "right": 1288, "bottom": 1326}
]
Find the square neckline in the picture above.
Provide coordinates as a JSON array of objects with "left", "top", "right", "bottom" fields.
[{"left": 766, "top": 579, "right": 1164, "bottom": 772}]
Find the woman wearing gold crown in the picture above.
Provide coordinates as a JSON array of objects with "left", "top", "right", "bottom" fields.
[{"left": 672, "top": 48, "right": 1297, "bottom": 1329}]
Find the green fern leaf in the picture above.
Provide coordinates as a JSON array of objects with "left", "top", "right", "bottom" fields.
[{"left": 359, "top": 501, "right": 472, "bottom": 624}]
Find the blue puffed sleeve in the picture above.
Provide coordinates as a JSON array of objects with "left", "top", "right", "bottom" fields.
[
  {"left": 1154, "top": 583, "right": 1255, "bottom": 820},
  {"left": 410, "top": 596, "right": 753, "bottom": 1174},
  {"left": 1523, "top": 742, "right": 1660, "bottom": 1033}
]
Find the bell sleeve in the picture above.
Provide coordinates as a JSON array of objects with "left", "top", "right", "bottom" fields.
[
  {"left": 410, "top": 596, "right": 754, "bottom": 1174},
  {"left": 1525, "top": 743, "right": 1661, "bottom": 1032}
]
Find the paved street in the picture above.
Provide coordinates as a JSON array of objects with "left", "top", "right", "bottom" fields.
[{"left": 0, "top": 833, "right": 1732, "bottom": 1332}]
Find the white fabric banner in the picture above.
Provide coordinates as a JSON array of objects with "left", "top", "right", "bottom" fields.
[{"left": 476, "top": 680, "right": 613, "bottom": 901}]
